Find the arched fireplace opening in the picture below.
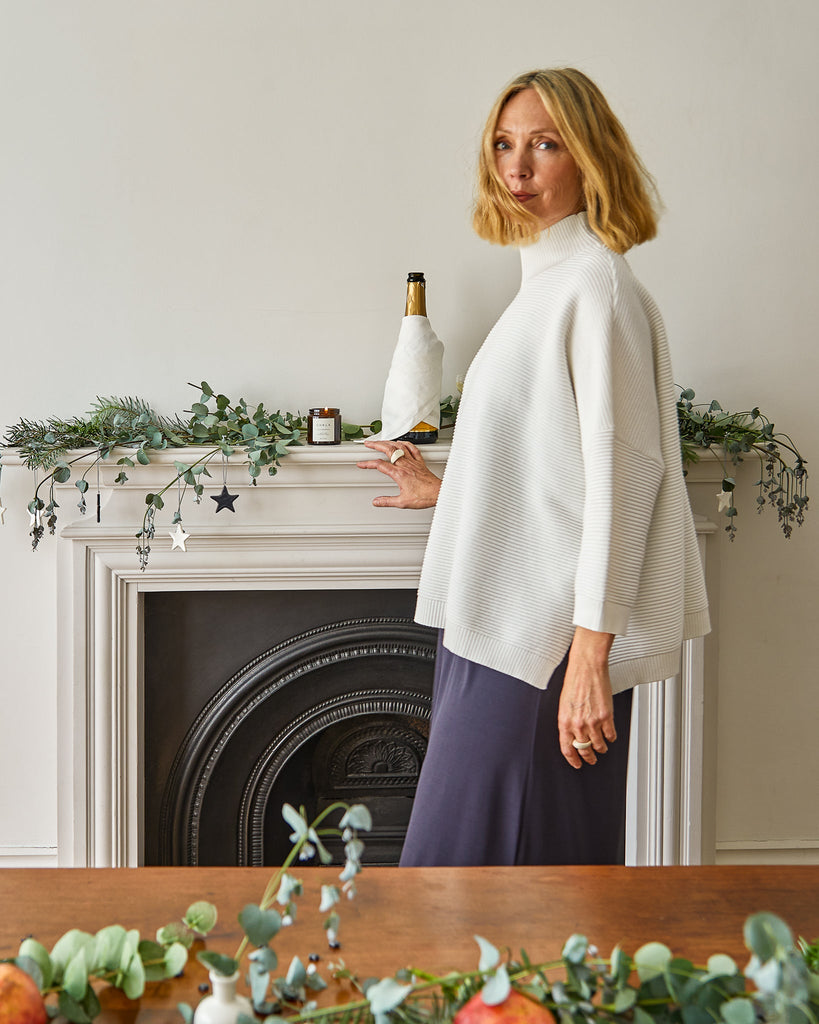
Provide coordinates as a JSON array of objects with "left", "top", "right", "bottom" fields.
[{"left": 144, "top": 590, "right": 436, "bottom": 866}]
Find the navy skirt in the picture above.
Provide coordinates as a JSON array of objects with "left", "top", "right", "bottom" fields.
[{"left": 400, "top": 634, "right": 633, "bottom": 866}]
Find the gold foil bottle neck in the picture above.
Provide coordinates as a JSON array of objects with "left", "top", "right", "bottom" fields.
[{"left": 405, "top": 272, "right": 427, "bottom": 317}]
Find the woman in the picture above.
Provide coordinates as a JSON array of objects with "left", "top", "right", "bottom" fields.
[{"left": 357, "top": 68, "right": 710, "bottom": 866}]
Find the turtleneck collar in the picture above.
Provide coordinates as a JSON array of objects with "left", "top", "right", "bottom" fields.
[{"left": 518, "top": 212, "right": 599, "bottom": 281}]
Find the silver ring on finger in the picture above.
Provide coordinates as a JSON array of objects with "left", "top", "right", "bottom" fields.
[
  {"left": 390, "top": 448, "right": 406, "bottom": 464},
  {"left": 572, "top": 739, "right": 593, "bottom": 750}
]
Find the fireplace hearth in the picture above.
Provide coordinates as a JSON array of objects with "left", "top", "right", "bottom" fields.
[{"left": 144, "top": 590, "right": 435, "bottom": 865}]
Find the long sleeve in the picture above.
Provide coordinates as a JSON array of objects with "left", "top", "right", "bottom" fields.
[{"left": 568, "top": 259, "right": 664, "bottom": 635}]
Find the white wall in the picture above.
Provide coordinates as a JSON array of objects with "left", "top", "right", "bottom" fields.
[{"left": 1, "top": 0, "right": 817, "bottom": 864}]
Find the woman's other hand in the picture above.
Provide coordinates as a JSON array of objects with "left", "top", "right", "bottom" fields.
[
  {"left": 558, "top": 626, "right": 617, "bottom": 768},
  {"left": 356, "top": 440, "right": 441, "bottom": 509}
]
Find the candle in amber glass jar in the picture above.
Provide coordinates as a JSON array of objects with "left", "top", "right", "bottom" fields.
[{"left": 307, "top": 407, "right": 341, "bottom": 445}]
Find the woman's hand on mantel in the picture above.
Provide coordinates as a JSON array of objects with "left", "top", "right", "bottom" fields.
[
  {"left": 558, "top": 626, "right": 617, "bottom": 769},
  {"left": 356, "top": 439, "right": 441, "bottom": 509}
]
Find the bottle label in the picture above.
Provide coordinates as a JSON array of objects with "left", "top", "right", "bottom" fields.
[{"left": 311, "top": 417, "right": 336, "bottom": 442}]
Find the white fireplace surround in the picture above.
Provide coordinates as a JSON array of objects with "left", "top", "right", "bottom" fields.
[{"left": 44, "top": 443, "right": 715, "bottom": 867}]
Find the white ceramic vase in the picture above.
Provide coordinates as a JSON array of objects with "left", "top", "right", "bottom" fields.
[{"left": 193, "top": 970, "right": 254, "bottom": 1024}]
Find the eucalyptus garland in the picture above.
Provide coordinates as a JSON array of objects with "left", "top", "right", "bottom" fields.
[
  {"left": 0, "top": 383, "right": 806, "bottom": 568},
  {"left": 677, "top": 389, "right": 809, "bottom": 540}
]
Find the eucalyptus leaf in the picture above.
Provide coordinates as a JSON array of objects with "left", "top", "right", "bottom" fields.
[
  {"left": 13, "top": 955, "right": 43, "bottom": 991},
  {"left": 344, "top": 837, "right": 365, "bottom": 863},
  {"left": 18, "top": 938, "right": 53, "bottom": 988},
  {"left": 249, "top": 945, "right": 278, "bottom": 972},
  {"left": 276, "top": 872, "right": 302, "bottom": 905},
  {"left": 319, "top": 885, "right": 341, "bottom": 913},
  {"left": 282, "top": 803, "right": 308, "bottom": 838},
  {"left": 92, "top": 925, "right": 127, "bottom": 973},
  {"left": 138, "top": 939, "right": 168, "bottom": 981},
  {"left": 634, "top": 942, "right": 673, "bottom": 982},
  {"left": 339, "top": 804, "right": 373, "bottom": 832},
  {"left": 367, "top": 976, "right": 413, "bottom": 1014},
  {"left": 177, "top": 1004, "right": 194, "bottom": 1024},
  {"left": 339, "top": 859, "right": 359, "bottom": 883},
  {"left": 610, "top": 944, "right": 631, "bottom": 986},
  {"left": 82, "top": 986, "right": 101, "bottom": 1019},
  {"left": 163, "top": 942, "right": 188, "bottom": 978},
  {"left": 562, "top": 934, "right": 588, "bottom": 965},
  {"left": 613, "top": 987, "right": 638, "bottom": 1012},
  {"left": 197, "top": 950, "right": 239, "bottom": 976},
  {"left": 58, "top": 989, "right": 93, "bottom": 1024},
  {"left": 286, "top": 955, "right": 307, "bottom": 988},
  {"left": 748, "top": 955, "right": 784, "bottom": 995},
  {"left": 315, "top": 837, "right": 333, "bottom": 865},
  {"left": 50, "top": 930, "right": 94, "bottom": 981},
  {"left": 157, "top": 921, "right": 193, "bottom": 948},
  {"left": 683, "top": 1004, "right": 718, "bottom": 1024},
  {"left": 249, "top": 959, "right": 271, "bottom": 1008},
  {"left": 475, "top": 935, "right": 500, "bottom": 972},
  {"left": 481, "top": 963, "right": 511, "bottom": 1006},
  {"left": 634, "top": 1006, "right": 656, "bottom": 1024},
  {"left": 720, "top": 998, "right": 757, "bottom": 1024},
  {"left": 306, "top": 971, "right": 328, "bottom": 992},
  {"left": 184, "top": 901, "right": 218, "bottom": 935},
  {"left": 707, "top": 954, "right": 739, "bottom": 977},
  {"left": 63, "top": 942, "right": 88, "bottom": 999},
  {"left": 744, "top": 912, "right": 793, "bottom": 962},
  {"left": 121, "top": 941, "right": 146, "bottom": 999},
  {"left": 239, "top": 904, "right": 283, "bottom": 947}
]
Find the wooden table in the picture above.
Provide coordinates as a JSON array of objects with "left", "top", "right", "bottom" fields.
[{"left": 1, "top": 866, "right": 817, "bottom": 1021}]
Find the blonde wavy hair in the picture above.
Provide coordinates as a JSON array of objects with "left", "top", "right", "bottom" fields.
[{"left": 473, "top": 68, "right": 659, "bottom": 254}]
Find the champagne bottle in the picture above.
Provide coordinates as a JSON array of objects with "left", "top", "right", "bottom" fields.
[{"left": 397, "top": 272, "right": 438, "bottom": 444}]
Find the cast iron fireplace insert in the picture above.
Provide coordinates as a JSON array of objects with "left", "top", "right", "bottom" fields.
[{"left": 143, "top": 589, "right": 436, "bottom": 866}]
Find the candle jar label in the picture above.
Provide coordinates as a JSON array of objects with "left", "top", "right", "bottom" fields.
[{"left": 311, "top": 418, "right": 336, "bottom": 442}]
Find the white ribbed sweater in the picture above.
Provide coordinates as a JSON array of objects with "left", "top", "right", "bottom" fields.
[{"left": 415, "top": 213, "right": 710, "bottom": 693}]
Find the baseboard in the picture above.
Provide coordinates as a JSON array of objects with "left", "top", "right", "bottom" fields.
[
  {"left": 0, "top": 846, "right": 59, "bottom": 867},
  {"left": 716, "top": 839, "right": 819, "bottom": 865}
]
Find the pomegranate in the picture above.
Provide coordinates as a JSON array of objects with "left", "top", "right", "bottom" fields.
[
  {"left": 454, "top": 988, "right": 555, "bottom": 1024},
  {"left": 0, "top": 962, "right": 48, "bottom": 1024}
]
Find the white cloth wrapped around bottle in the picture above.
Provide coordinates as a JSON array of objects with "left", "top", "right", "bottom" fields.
[{"left": 363, "top": 314, "right": 444, "bottom": 442}]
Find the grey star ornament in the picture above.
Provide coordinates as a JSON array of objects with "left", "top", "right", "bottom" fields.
[{"left": 211, "top": 485, "right": 239, "bottom": 513}]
